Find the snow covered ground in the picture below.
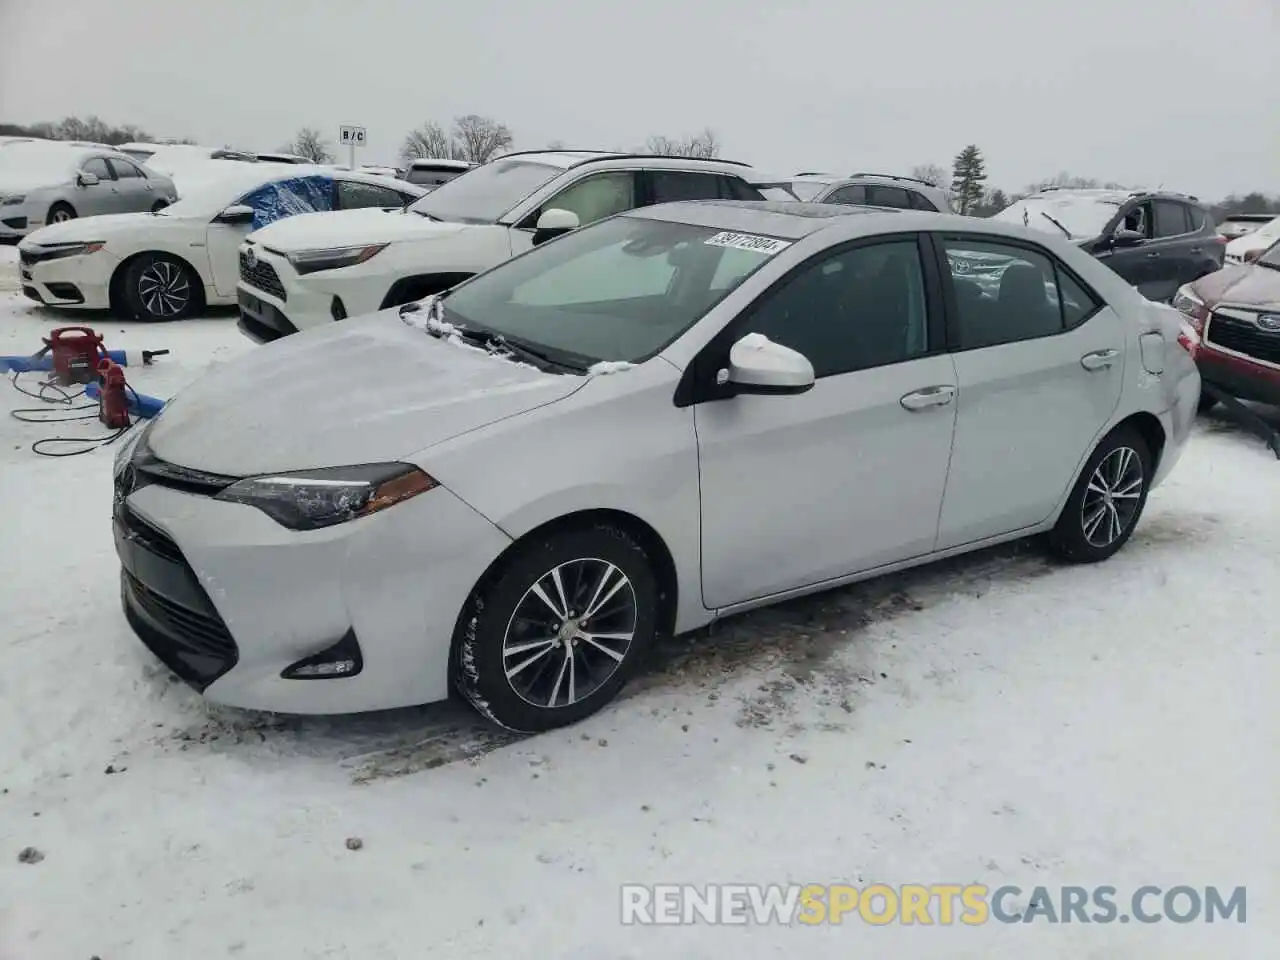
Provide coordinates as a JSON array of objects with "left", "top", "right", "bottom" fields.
[{"left": 0, "top": 242, "right": 1275, "bottom": 959}]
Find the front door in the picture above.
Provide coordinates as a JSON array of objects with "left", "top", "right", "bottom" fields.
[
  {"left": 206, "top": 223, "right": 255, "bottom": 298},
  {"left": 933, "top": 234, "right": 1126, "bottom": 549},
  {"left": 695, "top": 235, "right": 958, "bottom": 608}
]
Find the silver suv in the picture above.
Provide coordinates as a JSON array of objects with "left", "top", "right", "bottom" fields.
[{"left": 785, "top": 172, "right": 951, "bottom": 213}]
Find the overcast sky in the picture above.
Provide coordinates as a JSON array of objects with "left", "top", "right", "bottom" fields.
[{"left": 1, "top": 0, "right": 1276, "bottom": 198}]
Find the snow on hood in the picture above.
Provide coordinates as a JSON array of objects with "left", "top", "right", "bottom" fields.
[
  {"left": 147, "top": 311, "right": 585, "bottom": 476},
  {"left": 1193, "top": 264, "right": 1280, "bottom": 312},
  {"left": 21, "top": 212, "right": 166, "bottom": 245},
  {"left": 248, "top": 206, "right": 469, "bottom": 251}
]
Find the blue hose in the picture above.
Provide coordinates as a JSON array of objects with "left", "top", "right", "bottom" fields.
[
  {"left": 84, "top": 381, "right": 167, "bottom": 419},
  {"left": 0, "top": 349, "right": 166, "bottom": 373}
]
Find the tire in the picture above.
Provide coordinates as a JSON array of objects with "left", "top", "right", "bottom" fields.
[
  {"left": 122, "top": 252, "right": 199, "bottom": 321},
  {"left": 454, "top": 524, "right": 659, "bottom": 732},
  {"left": 150, "top": 199, "right": 169, "bottom": 213},
  {"left": 1196, "top": 392, "right": 1218, "bottom": 414},
  {"left": 47, "top": 202, "right": 76, "bottom": 224},
  {"left": 1049, "top": 425, "right": 1152, "bottom": 563}
]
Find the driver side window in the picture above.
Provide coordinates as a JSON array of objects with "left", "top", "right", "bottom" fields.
[
  {"left": 82, "top": 158, "right": 114, "bottom": 180},
  {"left": 535, "top": 172, "right": 637, "bottom": 228},
  {"left": 1119, "top": 202, "right": 1153, "bottom": 239}
]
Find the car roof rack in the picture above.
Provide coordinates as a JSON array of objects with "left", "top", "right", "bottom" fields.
[
  {"left": 1128, "top": 188, "right": 1200, "bottom": 202},
  {"left": 848, "top": 172, "right": 937, "bottom": 188},
  {"left": 567, "top": 152, "right": 752, "bottom": 169},
  {"left": 794, "top": 171, "right": 832, "bottom": 177}
]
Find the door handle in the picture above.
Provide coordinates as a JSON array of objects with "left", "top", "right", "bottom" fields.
[
  {"left": 1145, "top": 251, "right": 1160, "bottom": 258},
  {"left": 900, "top": 385, "right": 956, "bottom": 411},
  {"left": 1080, "top": 349, "right": 1119, "bottom": 371},
  {"left": 1189, "top": 246, "right": 1202, "bottom": 253}
]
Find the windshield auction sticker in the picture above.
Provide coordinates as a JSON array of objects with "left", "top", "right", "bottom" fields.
[{"left": 703, "top": 231, "right": 792, "bottom": 255}]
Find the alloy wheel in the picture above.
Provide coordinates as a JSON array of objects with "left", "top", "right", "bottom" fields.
[
  {"left": 51, "top": 209, "right": 73, "bottom": 223},
  {"left": 502, "top": 557, "right": 638, "bottom": 709},
  {"left": 1081, "top": 445, "right": 1144, "bottom": 548},
  {"left": 138, "top": 260, "right": 190, "bottom": 318}
]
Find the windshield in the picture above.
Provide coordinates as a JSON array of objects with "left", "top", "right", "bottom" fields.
[
  {"left": 437, "top": 215, "right": 782, "bottom": 367},
  {"left": 994, "top": 196, "right": 1122, "bottom": 239},
  {"left": 1246, "top": 215, "right": 1280, "bottom": 244},
  {"left": 1257, "top": 238, "right": 1280, "bottom": 270},
  {"left": 408, "top": 158, "right": 562, "bottom": 223},
  {"left": 786, "top": 181, "right": 829, "bottom": 201}
]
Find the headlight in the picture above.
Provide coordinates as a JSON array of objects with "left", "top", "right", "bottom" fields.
[
  {"left": 0, "top": 195, "right": 25, "bottom": 206},
  {"left": 27, "top": 241, "right": 106, "bottom": 260},
  {"left": 286, "top": 244, "right": 388, "bottom": 275},
  {"left": 1171, "top": 284, "right": 1208, "bottom": 326},
  {"left": 214, "top": 463, "right": 437, "bottom": 530},
  {"left": 114, "top": 416, "right": 155, "bottom": 478}
]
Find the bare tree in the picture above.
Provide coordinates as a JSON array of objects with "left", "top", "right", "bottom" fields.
[
  {"left": 400, "top": 122, "right": 462, "bottom": 162},
  {"left": 910, "top": 164, "right": 948, "bottom": 188},
  {"left": 285, "top": 127, "right": 333, "bottom": 163},
  {"left": 643, "top": 127, "right": 721, "bottom": 158},
  {"left": 451, "top": 115, "right": 513, "bottom": 164}
]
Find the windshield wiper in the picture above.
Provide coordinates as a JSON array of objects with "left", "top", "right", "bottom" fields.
[
  {"left": 453, "top": 327, "right": 580, "bottom": 371},
  {"left": 1040, "top": 211, "right": 1072, "bottom": 238}
]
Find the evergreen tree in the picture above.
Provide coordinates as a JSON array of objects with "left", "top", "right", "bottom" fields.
[{"left": 950, "top": 145, "right": 988, "bottom": 215}]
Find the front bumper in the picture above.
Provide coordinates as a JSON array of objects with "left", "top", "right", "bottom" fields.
[
  {"left": 17, "top": 246, "right": 118, "bottom": 309},
  {"left": 0, "top": 201, "right": 30, "bottom": 239},
  {"left": 115, "top": 469, "right": 512, "bottom": 713},
  {"left": 236, "top": 246, "right": 388, "bottom": 341}
]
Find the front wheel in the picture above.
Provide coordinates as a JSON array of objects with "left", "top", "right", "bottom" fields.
[
  {"left": 122, "top": 253, "right": 199, "bottom": 321},
  {"left": 1049, "top": 425, "right": 1152, "bottom": 563},
  {"left": 1196, "top": 392, "right": 1218, "bottom": 414},
  {"left": 454, "top": 524, "right": 659, "bottom": 732},
  {"left": 47, "top": 202, "right": 76, "bottom": 224}
]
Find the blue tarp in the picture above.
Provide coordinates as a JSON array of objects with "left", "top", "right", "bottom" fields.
[{"left": 240, "top": 175, "right": 336, "bottom": 229}]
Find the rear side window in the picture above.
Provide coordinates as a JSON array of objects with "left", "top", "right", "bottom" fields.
[
  {"left": 909, "top": 191, "right": 940, "bottom": 212},
  {"left": 942, "top": 237, "right": 1066, "bottom": 349},
  {"left": 867, "top": 185, "right": 912, "bottom": 208},
  {"left": 1054, "top": 267, "right": 1103, "bottom": 328},
  {"left": 726, "top": 177, "right": 765, "bottom": 201},
  {"left": 826, "top": 184, "right": 867, "bottom": 205},
  {"left": 338, "top": 179, "right": 406, "bottom": 209},
  {"left": 647, "top": 171, "right": 736, "bottom": 203},
  {"left": 1185, "top": 205, "right": 1206, "bottom": 231},
  {"left": 1154, "top": 200, "right": 1190, "bottom": 238}
]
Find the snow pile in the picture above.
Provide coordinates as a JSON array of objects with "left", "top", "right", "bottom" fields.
[{"left": 587, "top": 360, "right": 635, "bottom": 375}]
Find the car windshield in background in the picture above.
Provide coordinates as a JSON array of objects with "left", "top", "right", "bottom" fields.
[
  {"left": 787, "top": 181, "right": 829, "bottom": 201},
  {"left": 1257, "top": 239, "right": 1280, "bottom": 270},
  {"left": 439, "top": 215, "right": 781, "bottom": 367},
  {"left": 408, "top": 158, "right": 562, "bottom": 223},
  {"left": 995, "top": 197, "right": 1122, "bottom": 239}
]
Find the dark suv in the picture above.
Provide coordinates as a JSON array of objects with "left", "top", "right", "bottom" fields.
[{"left": 995, "top": 188, "right": 1224, "bottom": 301}]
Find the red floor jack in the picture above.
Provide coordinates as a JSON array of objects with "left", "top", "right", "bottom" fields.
[{"left": 97, "top": 358, "right": 132, "bottom": 429}]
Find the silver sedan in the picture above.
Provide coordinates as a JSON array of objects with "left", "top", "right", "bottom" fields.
[
  {"left": 0, "top": 142, "right": 178, "bottom": 240},
  {"left": 113, "top": 201, "right": 1199, "bottom": 731}
]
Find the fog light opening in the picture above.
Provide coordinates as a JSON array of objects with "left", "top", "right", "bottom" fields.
[{"left": 281, "top": 629, "right": 363, "bottom": 680}]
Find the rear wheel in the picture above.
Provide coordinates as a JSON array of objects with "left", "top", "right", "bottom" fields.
[
  {"left": 454, "top": 524, "right": 659, "bottom": 732},
  {"left": 1049, "top": 425, "right": 1152, "bottom": 563},
  {"left": 150, "top": 199, "right": 169, "bottom": 213},
  {"left": 47, "top": 202, "right": 76, "bottom": 224},
  {"left": 122, "top": 252, "right": 200, "bottom": 321},
  {"left": 1196, "top": 392, "right": 1218, "bottom": 414}
]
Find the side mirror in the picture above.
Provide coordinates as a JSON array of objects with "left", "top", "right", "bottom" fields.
[
  {"left": 214, "top": 204, "right": 255, "bottom": 225},
  {"left": 721, "top": 333, "right": 815, "bottom": 395},
  {"left": 532, "top": 208, "right": 580, "bottom": 247},
  {"left": 77, "top": 171, "right": 100, "bottom": 186},
  {"left": 1243, "top": 246, "right": 1265, "bottom": 263},
  {"left": 1112, "top": 228, "right": 1146, "bottom": 248}
]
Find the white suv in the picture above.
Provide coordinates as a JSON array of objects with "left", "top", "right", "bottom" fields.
[{"left": 234, "top": 151, "right": 772, "bottom": 341}]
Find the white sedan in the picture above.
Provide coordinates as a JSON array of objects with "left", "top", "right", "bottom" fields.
[
  {"left": 17, "top": 166, "right": 423, "bottom": 321},
  {"left": 112, "top": 202, "right": 1198, "bottom": 731}
]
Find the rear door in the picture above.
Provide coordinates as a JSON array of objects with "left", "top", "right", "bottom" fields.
[
  {"left": 1147, "top": 200, "right": 1197, "bottom": 301},
  {"left": 107, "top": 158, "right": 154, "bottom": 212},
  {"left": 933, "top": 233, "right": 1125, "bottom": 549}
]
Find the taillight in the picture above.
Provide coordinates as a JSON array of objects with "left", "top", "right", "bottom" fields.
[{"left": 1177, "top": 321, "right": 1200, "bottom": 357}]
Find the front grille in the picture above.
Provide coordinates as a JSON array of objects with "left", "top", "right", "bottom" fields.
[
  {"left": 125, "top": 571, "right": 236, "bottom": 657},
  {"left": 239, "top": 250, "right": 286, "bottom": 301},
  {"left": 1206, "top": 312, "right": 1280, "bottom": 367},
  {"left": 116, "top": 502, "right": 184, "bottom": 563}
]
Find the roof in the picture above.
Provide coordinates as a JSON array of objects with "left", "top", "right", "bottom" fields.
[
  {"left": 1030, "top": 186, "right": 1202, "bottom": 204},
  {"left": 493, "top": 149, "right": 752, "bottom": 172}
]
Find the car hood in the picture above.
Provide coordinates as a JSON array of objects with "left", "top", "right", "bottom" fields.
[
  {"left": 1193, "top": 264, "right": 1280, "bottom": 311},
  {"left": 21, "top": 212, "right": 179, "bottom": 245},
  {"left": 147, "top": 311, "right": 586, "bottom": 476},
  {"left": 248, "top": 206, "right": 472, "bottom": 252},
  {"left": 0, "top": 172, "right": 59, "bottom": 193}
]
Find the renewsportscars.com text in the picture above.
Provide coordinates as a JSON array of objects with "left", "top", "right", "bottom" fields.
[{"left": 620, "top": 883, "right": 1247, "bottom": 925}]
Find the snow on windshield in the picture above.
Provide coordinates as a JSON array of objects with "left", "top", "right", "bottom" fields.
[{"left": 994, "top": 196, "right": 1122, "bottom": 240}]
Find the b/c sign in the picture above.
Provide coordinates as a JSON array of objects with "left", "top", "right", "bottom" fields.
[{"left": 339, "top": 125, "right": 367, "bottom": 146}]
